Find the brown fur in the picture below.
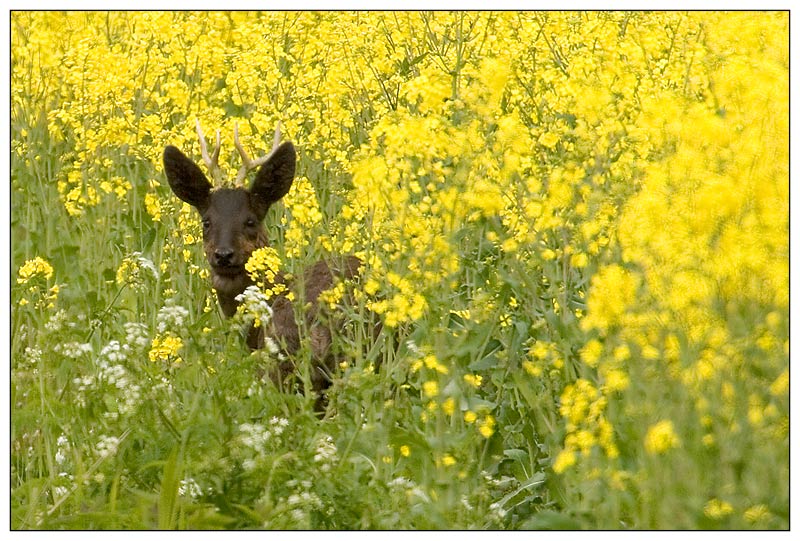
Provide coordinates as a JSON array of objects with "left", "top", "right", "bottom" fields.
[{"left": 162, "top": 141, "right": 359, "bottom": 401}]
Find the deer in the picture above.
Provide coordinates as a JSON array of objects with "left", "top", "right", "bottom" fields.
[{"left": 162, "top": 120, "right": 361, "bottom": 401}]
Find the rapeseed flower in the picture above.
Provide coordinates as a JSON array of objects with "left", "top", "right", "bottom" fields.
[
  {"left": 463, "top": 374, "right": 482, "bottom": 387},
  {"left": 148, "top": 334, "right": 183, "bottom": 364},
  {"left": 17, "top": 257, "right": 54, "bottom": 283},
  {"left": 245, "top": 247, "right": 286, "bottom": 299},
  {"left": 744, "top": 504, "right": 772, "bottom": 524},
  {"left": 643, "top": 420, "right": 681, "bottom": 455},
  {"left": 703, "top": 498, "right": 734, "bottom": 520},
  {"left": 422, "top": 381, "right": 439, "bottom": 399},
  {"left": 116, "top": 252, "right": 158, "bottom": 290},
  {"left": 552, "top": 449, "right": 577, "bottom": 474},
  {"left": 477, "top": 415, "right": 496, "bottom": 438},
  {"left": 145, "top": 193, "right": 162, "bottom": 221}
]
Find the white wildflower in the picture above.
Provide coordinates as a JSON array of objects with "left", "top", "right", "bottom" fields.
[
  {"left": 408, "top": 486, "right": 430, "bottom": 503},
  {"left": 100, "top": 340, "right": 129, "bottom": 363},
  {"left": 270, "top": 416, "right": 289, "bottom": 436},
  {"left": 23, "top": 347, "right": 42, "bottom": 365},
  {"left": 264, "top": 336, "right": 280, "bottom": 355},
  {"left": 156, "top": 302, "right": 190, "bottom": 333},
  {"left": 313, "top": 435, "right": 338, "bottom": 472},
  {"left": 489, "top": 501, "right": 507, "bottom": 520},
  {"left": 95, "top": 435, "right": 120, "bottom": 459},
  {"left": 124, "top": 322, "right": 149, "bottom": 349},
  {"left": 246, "top": 383, "right": 263, "bottom": 397},
  {"left": 179, "top": 478, "right": 203, "bottom": 499},
  {"left": 55, "top": 434, "right": 70, "bottom": 465},
  {"left": 388, "top": 476, "right": 415, "bottom": 490},
  {"left": 55, "top": 342, "right": 93, "bottom": 358},
  {"left": 234, "top": 286, "right": 273, "bottom": 330},
  {"left": 73, "top": 375, "right": 95, "bottom": 390},
  {"left": 44, "top": 309, "right": 68, "bottom": 333},
  {"left": 239, "top": 423, "right": 270, "bottom": 451}
]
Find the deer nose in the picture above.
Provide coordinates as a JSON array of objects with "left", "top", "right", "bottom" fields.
[{"left": 214, "top": 248, "right": 235, "bottom": 266}]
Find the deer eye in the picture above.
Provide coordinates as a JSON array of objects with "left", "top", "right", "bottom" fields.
[
  {"left": 245, "top": 218, "right": 257, "bottom": 228},
  {"left": 202, "top": 218, "right": 211, "bottom": 231}
]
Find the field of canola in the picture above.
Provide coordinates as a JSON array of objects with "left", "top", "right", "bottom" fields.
[{"left": 11, "top": 12, "right": 788, "bottom": 529}]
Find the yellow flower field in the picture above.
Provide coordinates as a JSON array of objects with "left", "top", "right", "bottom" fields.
[{"left": 11, "top": 11, "right": 788, "bottom": 529}]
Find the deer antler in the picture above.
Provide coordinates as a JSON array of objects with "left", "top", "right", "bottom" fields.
[
  {"left": 234, "top": 121, "right": 282, "bottom": 185},
  {"left": 196, "top": 119, "right": 222, "bottom": 183}
]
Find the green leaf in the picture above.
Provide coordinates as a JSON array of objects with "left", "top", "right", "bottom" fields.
[
  {"left": 503, "top": 448, "right": 529, "bottom": 463},
  {"left": 158, "top": 446, "right": 181, "bottom": 530},
  {"left": 521, "top": 510, "right": 582, "bottom": 530}
]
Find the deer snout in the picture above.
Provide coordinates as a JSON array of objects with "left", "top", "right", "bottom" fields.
[{"left": 212, "top": 248, "right": 236, "bottom": 267}]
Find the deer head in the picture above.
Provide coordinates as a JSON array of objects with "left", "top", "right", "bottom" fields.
[{"left": 162, "top": 121, "right": 296, "bottom": 317}]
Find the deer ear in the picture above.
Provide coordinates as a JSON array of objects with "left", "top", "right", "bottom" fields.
[
  {"left": 163, "top": 145, "right": 212, "bottom": 211},
  {"left": 249, "top": 142, "right": 296, "bottom": 219}
]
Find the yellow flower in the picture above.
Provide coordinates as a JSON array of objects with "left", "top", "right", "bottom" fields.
[
  {"left": 538, "top": 131, "right": 559, "bottom": 149},
  {"left": 552, "top": 449, "right": 576, "bottom": 474},
  {"left": 522, "top": 360, "right": 542, "bottom": 377},
  {"left": 744, "top": 504, "right": 771, "bottom": 524},
  {"left": 463, "top": 373, "right": 482, "bottom": 387},
  {"left": 422, "top": 380, "right": 439, "bottom": 398},
  {"left": 602, "top": 368, "right": 630, "bottom": 393},
  {"left": 246, "top": 247, "right": 281, "bottom": 279},
  {"left": 574, "top": 429, "right": 596, "bottom": 455},
  {"left": 579, "top": 339, "right": 603, "bottom": 368},
  {"left": 246, "top": 247, "right": 287, "bottom": 298},
  {"left": 703, "top": 498, "right": 734, "bottom": 520},
  {"left": 612, "top": 344, "right": 630, "bottom": 361},
  {"left": 148, "top": 334, "right": 183, "bottom": 363},
  {"left": 559, "top": 379, "right": 601, "bottom": 426},
  {"left": 478, "top": 415, "right": 496, "bottom": 438},
  {"left": 145, "top": 192, "right": 162, "bottom": 222},
  {"left": 17, "top": 257, "right": 54, "bottom": 283},
  {"left": 442, "top": 397, "right": 455, "bottom": 416},
  {"left": 399, "top": 445, "right": 410, "bottom": 457},
  {"left": 464, "top": 410, "right": 477, "bottom": 423},
  {"left": 364, "top": 277, "right": 380, "bottom": 296},
  {"left": 318, "top": 282, "right": 346, "bottom": 310},
  {"left": 423, "top": 354, "right": 449, "bottom": 374},
  {"left": 770, "top": 369, "right": 788, "bottom": 397},
  {"left": 571, "top": 252, "right": 588, "bottom": 268},
  {"left": 643, "top": 420, "right": 681, "bottom": 455},
  {"left": 580, "top": 264, "right": 640, "bottom": 333},
  {"left": 116, "top": 252, "right": 157, "bottom": 290}
]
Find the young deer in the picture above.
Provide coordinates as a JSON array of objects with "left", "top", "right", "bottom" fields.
[{"left": 162, "top": 121, "right": 360, "bottom": 396}]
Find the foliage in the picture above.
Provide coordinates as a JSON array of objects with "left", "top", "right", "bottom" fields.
[{"left": 11, "top": 11, "right": 788, "bottom": 530}]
